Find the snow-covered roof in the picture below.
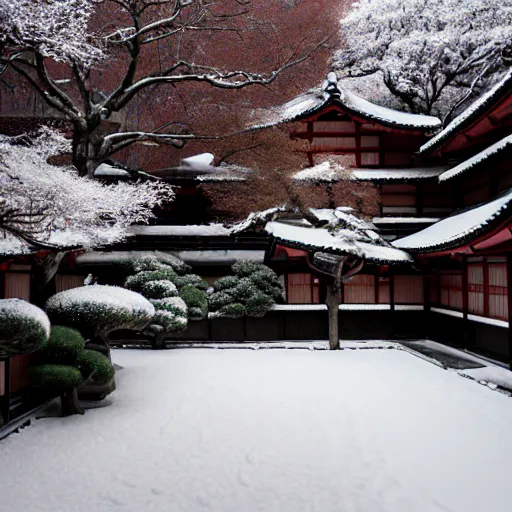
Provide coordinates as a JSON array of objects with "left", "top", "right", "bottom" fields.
[
  {"left": 177, "top": 250, "right": 265, "bottom": 265},
  {"left": 393, "top": 188, "right": 512, "bottom": 253},
  {"left": 438, "top": 135, "right": 512, "bottom": 182},
  {"left": 129, "top": 224, "right": 231, "bottom": 237},
  {"left": 94, "top": 163, "right": 131, "bottom": 178},
  {"left": 372, "top": 217, "right": 440, "bottom": 225},
  {"left": 353, "top": 167, "right": 447, "bottom": 182},
  {"left": 292, "top": 161, "right": 348, "bottom": 182},
  {"left": 250, "top": 72, "right": 441, "bottom": 132},
  {"left": 265, "top": 221, "right": 412, "bottom": 264},
  {"left": 419, "top": 69, "right": 512, "bottom": 155}
]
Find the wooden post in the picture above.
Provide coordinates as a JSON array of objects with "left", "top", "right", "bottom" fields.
[
  {"left": 507, "top": 255, "right": 512, "bottom": 370},
  {"left": 326, "top": 258, "right": 345, "bottom": 350},
  {"left": 483, "top": 258, "right": 490, "bottom": 318},
  {"left": 389, "top": 270, "right": 395, "bottom": 311},
  {"left": 0, "top": 358, "right": 11, "bottom": 426},
  {"left": 462, "top": 259, "right": 469, "bottom": 348},
  {"left": 374, "top": 271, "right": 380, "bottom": 305},
  {"left": 423, "top": 274, "right": 431, "bottom": 313}
]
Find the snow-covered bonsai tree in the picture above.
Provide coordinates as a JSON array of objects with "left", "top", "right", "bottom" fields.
[
  {"left": 29, "top": 326, "right": 114, "bottom": 416},
  {"left": 208, "top": 261, "right": 284, "bottom": 319},
  {"left": 0, "top": 299, "right": 50, "bottom": 356},
  {"left": 334, "top": 0, "right": 512, "bottom": 118},
  {"left": 45, "top": 285, "right": 155, "bottom": 347}
]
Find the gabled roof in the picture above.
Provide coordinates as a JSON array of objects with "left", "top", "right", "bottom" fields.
[
  {"left": 265, "top": 221, "right": 412, "bottom": 264},
  {"left": 392, "top": 188, "right": 512, "bottom": 253},
  {"left": 419, "top": 69, "right": 512, "bottom": 156},
  {"left": 438, "top": 135, "right": 512, "bottom": 182},
  {"left": 249, "top": 73, "right": 441, "bottom": 132}
]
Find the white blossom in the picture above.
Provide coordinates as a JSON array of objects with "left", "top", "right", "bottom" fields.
[
  {"left": 334, "top": 0, "right": 512, "bottom": 117},
  {"left": 0, "top": 128, "right": 172, "bottom": 252}
]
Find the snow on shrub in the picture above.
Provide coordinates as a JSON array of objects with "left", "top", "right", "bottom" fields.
[
  {"left": 45, "top": 285, "right": 155, "bottom": 338},
  {"left": 213, "top": 276, "right": 238, "bottom": 292},
  {"left": 124, "top": 268, "right": 178, "bottom": 292},
  {"left": 141, "top": 280, "right": 178, "bottom": 299},
  {"left": 116, "top": 253, "right": 190, "bottom": 277},
  {"left": 150, "top": 297, "right": 188, "bottom": 317},
  {"left": 180, "top": 285, "right": 208, "bottom": 320},
  {"left": 246, "top": 294, "right": 274, "bottom": 317},
  {"left": 208, "top": 261, "right": 284, "bottom": 318},
  {"left": 0, "top": 299, "right": 50, "bottom": 354},
  {"left": 173, "top": 274, "right": 208, "bottom": 291}
]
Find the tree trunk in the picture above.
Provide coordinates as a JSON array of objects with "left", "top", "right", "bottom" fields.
[
  {"left": 31, "top": 252, "right": 66, "bottom": 307},
  {"left": 72, "top": 129, "right": 101, "bottom": 178},
  {"left": 326, "top": 279, "right": 340, "bottom": 350},
  {"left": 60, "top": 387, "right": 84, "bottom": 416},
  {"left": 152, "top": 333, "right": 166, "bottom": 350}
]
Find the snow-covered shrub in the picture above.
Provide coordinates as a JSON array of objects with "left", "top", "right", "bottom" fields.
[
  {"left": 0, "top": 299, "right": 50, "bottom": 354},
  {"left": 208, "top": 261, "right": 284, "bottom": 318},
  {"left": 150, "top": 297, "right": 188, "bottom": 317},
  {"left": 124, "top": 268, "right": 178, "bottom": 292},
  {"left": 213, "top": 276, "right": 238, "bottom": 292},
  {"left": 45, "top": 285, "right": 155, "bottom": 338},
  {"left": 77, "top": 350, "right": 115, "bottom": 385},
  {"left": 246, "top": 294, "right": 274, "bottom": 318},
  {"left": 217, "top": 303, "right": 246, "bottom": 319},
  {"left": 141, "top": 280, "right": 178, "bottom": 299},
  {"left": 38, "top": 326, "right": 85, "bottom": 365},
  {"left": 116, "top": 253, "right": 190, "bottom": 277},
  {"left": 29, "top": 364, "right": 84, "bottom": 393},
  {"left": 173, "top": 274, "right": 208, "bottom": 291},
  {"left": 180, "top": 285, "right": 208, "bottom": 320},
  {"left": 147, "top": 310, "right": 188, "bottom": 334}
]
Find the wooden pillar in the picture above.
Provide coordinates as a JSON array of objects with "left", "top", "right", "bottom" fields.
[
  {"left": 374, "top": 271, "right": 380, "bottom": 305},
  {"left": 423, "top": 274, "right": 430, "bottom": 312},
  {"left": 507, "top": 255, "right": 512, "bottom": 369},
  {"left": 389, "top": 270, "right": 395, "bottom": 311},
  {"left": 483, "top": 258, "right": 489, "bottom": 317},
  {"left": 0, "top": 358, "right": 11, "bottom": 426},
  {"left": 462, "top": 259, "right": 469, "bottom": 348}
]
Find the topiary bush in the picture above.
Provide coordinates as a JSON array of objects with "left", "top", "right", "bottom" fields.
[
  {"left": 45, "top": 285, "right": 155, "bottom": 340},
  {"left": 124, "top": 268, "right": 178, "bottom": 292},
  {"left": 180, "top": 285, "right": 208, "bottom": 320},
  {"left": 246, "top": 294, "right": 275, "bottom": 317},
  {"left": 141, "top": 280, "right": 178, "bottom": 299},
  {"left": 208, "top": 261, "right": 284, "bottom": 318},
  {"left": 150, "top": 297, "right": 188, "bottom": 317},
  {"left": 0, "top": 299, "right": 50, "bottom": 355},
  {"left": 173, "top": 274, "right": 208, "bottom": 291},
  {"left": 114, "top": 253, "right": 191, "bottom": 277},
  {"left": 77, "top": 349, "right": 115, "bottom": 385},
  {"left": 37, "top": 326, "right": 85, "bottom": 365},
  {"left": 29, "top": 364, "right": 84, "bottom": 393}
]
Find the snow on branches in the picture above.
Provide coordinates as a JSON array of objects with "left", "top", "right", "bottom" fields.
[
  {"left": 334, "top": 0, "right": 512, "bottom": 118},
  {"left": 0, "top": 128, "right": 171, "bottom": 253},
  {"left": 0, "top": 0, "right": 103, "bottom": 67}
]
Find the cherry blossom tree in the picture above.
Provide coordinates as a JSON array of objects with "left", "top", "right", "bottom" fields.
[
  {"left": 334, "top": 0, "right": 512, "bottom": 119},
  {"left": 0, "top": 128, "right": 170, "bottom": 252},
  {"left": 0, "top": 0, "right": 329, "bottom": 177}
]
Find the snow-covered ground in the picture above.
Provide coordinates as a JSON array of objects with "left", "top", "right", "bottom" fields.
[{"left": 2, "top": 348, "right": 512, "bottom": 512}]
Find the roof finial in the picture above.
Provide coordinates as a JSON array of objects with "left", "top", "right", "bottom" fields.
[{"left": 323, "top": 72, "right": 342, "bottom": 99}]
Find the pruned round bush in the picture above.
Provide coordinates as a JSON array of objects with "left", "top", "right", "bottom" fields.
[
  {"left": 246, "top": 294, "right": 274, "bottom": 317},
  {"left": 213, "top": 276, "right": 238, "bottom": 292},
  {"left": 218, "top": 303, "right": 246, "bottom": 318},
  {"left": 77, "top": 349, "right": 115, "bottom": 385},
  {"left": 0, "top": 299, "right": 50, "bottom": 355},
  {"left": 208, "top": 290, "right": 234, "bottom": 311},
  {"left": 29, "top": 364, "right": 84, "bottom": 393},
  {"left": 232, "top": 260, "right": 265, "bottom": 277},
  {"left": 180, "top": 285, "right": 208, "bottom": 320},
  {"left": 45, "top": 285, "right": 155, "bottom": 338},
  {"left": 149, "top": 310, "right": 188, "bottom": 334},
  {"left": 116, "top": 253, "right": 190, "bottom": 276},
  {"left": 230, "top": 278, "right": 259, "bottom": 302},
  {"left": 150, "top": 297, "right": 187, "bottom": 317},
  {"left": 141, "top": 280, "right": 178, "bottom": 299},
  {"left": 38, "top": 326, "right": 85, "bottom": 365},
  {"left": 173, "top": 274, "right": 208, "bottom": 291},
  {"left": 124, "top": 268, "right": 177, "bottom": 292}
]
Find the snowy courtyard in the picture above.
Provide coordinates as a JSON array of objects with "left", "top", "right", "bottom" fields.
[{"left": 1, "top": 347, "right": 512, "bottom": 512}]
